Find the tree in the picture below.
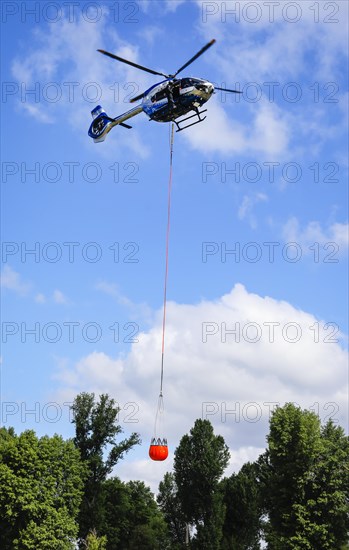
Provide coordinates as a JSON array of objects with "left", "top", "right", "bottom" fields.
[
  {"left": 173, "top": 419, "right": 230, "bottom": 549},
  {"left": 0, "top": 428, "right": 85, "bottom": 549},
  {"left": 264, "top": 403, "right": 323, "bottom": 548},
  {"left": 99, "top": 477, "right": 130, "bottom": 548},
  {"left": 304, "top": 420, "right": 349, "bottom": 548},
  {"left": 220, "top": 462, "right": 262, "bottom": 549},
  {"left": 263, "top": 403, "right": 349, "bottom": 549},
  {"left": 157, "top": 472, "right": 187, "bottom": 548},
  {"left": 71, "top": 393, "right": 140, "bottom": 542},
  {"left": 124, "top": 480, "right": 170, "bottom": 549},
  {"left": 101, "top": 478, "right": 170, "bottom": 550}
]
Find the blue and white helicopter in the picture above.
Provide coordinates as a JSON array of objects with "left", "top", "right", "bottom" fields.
[{"left": 88, "top": 39, "right": 241, "bottom": 143}]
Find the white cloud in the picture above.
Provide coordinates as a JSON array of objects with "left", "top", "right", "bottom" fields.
[
  {"left": 96, "top": 281, "right": 153, "bottom": 323},
  {"left": 54, "top": 284, "right": 348, "bottom": 491},
  {"left": 165, "top": 0, "right": 187, "bottom": 13},
  {"left": 1, "top": 269, "right": 71, "bottom": 304},
  {"left": 283, "top": 218, "right": 349, "bottom": 253},
  {"left": 226, "top": 446, "right": 266, "bottom": 476},
  {"left": 183, "top": 101, "right": 290, "bottom": 157},
  {"left": 251, "top": 103, "right": 290, "bottom": 155},
  {"left": 20, "top": 103, "right": 54, "bottom": 124},
  {"left": 138, "top": 0, "right": 185, "bottom": 15},
  {"left": 33, "top": 289, "right": 70, "bottom": 305},
  {"left": 238, "top": 192, "right": 268, "bottom": 228},
  {"left": 35, "top": 293, "right": 46, "bottom": 304},
  {"left": 53, "top": 289, "right": 69, "bottom": 304},
  {"left": 1, "top": 265, "right": 31, "bottom": 295},
  {"left": 197, "top": 1, "right": 348, "bottom": 81},
  {"left": 95, "top": 281, "right": 128, "bottom": 302},
  {"left": 136, "top": 25, "right": 164, "bottom": 46}
]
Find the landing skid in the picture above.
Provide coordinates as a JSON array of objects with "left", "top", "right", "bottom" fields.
[{"left": 174, "top": 108, "right": 207, "bottom": 132}]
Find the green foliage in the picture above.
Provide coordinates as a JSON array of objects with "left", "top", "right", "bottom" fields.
[
  {"left": 101, "top": 477, "right": 170, "bottom": 550},
  {"left": 263, "top": 403, "right": 349, "bottom": 549},
  {"left": 303, "top": 420, "right": 349, "bottom": 548},
  {"left": 71, "top": 392, "right": 140, "bottom": 541},
  {"left": 72, "top": 393, "right": 140, "bottom": 481},
  {"left": 173, "top": 419, "right": 230, "bottom": 549},
  {"left": 193, "top": 490, "right": 226, "bottom": 550},
  {"left": 220, "top": 462, "right": 262, "bottom": 549},
  {"left": 84, "top": 530, "right": 107, "bottom": 549},
  {"left": 0, "top": 427, "right": 85, "bottom": 550},
  {"left": 2, "top": 401, "right": 348, "bottom": 550},
  {"left": 157, "top": 472, "right": 187, "bottom": 548}
]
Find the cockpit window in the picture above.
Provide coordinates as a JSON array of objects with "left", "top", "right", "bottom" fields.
[
  {"left": 150, "top": 81, "right": 181, "bottom": 103},
  {"left": 181, "top": 78, "right": 199, "bottom": 88},
  {"left": 152, "top": 90, "right": 167, "bottom": 102}
]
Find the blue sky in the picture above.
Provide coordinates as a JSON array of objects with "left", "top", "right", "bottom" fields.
[{"left": 1, "top": 0, "right": 348, "bottom": 489}]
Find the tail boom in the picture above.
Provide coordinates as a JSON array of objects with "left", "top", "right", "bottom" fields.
[{"left": 88, "top": 104, "right": 143, "bottom": 142}]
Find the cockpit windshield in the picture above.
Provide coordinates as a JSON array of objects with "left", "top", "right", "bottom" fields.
[{"left": 180, "top": 78, "right": 201, "bottom": 88}]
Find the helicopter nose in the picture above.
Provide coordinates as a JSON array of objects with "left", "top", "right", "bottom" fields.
[
  {"left": 203, "top": 82, "right": 214, "bottom": 96},
  {"left": 197, "top": 82, "right": 214, "bottom": 95}
]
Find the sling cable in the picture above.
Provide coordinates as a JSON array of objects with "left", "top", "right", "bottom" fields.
[{"left": 149, "top": 124, "right": 175, "bottom": 462}]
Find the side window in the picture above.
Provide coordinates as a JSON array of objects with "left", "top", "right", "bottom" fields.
[
  {"left": 152, "top": 90, "right": 166, "bottom": 102},
  {"left": 154, "top": 90, "right": 167, "bottom": 102}
]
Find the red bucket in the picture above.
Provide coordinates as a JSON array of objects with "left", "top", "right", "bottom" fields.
[{"left": 149, "top": 437, "right": 168, "bottom": 461}]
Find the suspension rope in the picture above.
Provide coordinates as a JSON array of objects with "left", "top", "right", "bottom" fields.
[{"left": 159, "top": 123, "right": 175, "bottom": 397}]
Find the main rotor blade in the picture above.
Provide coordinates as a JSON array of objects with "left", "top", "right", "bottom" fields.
[
  {"left": 173, "top": 39, "right": 216, "bottom": 77},
  {"left": 97, "top": 49, "right": 169, "bottom": 78},
  {"left": 215, "top": 86, "right": 242, "bottom": 93},
  {"left": 130, "top": 92, "right": 146, "bottom": 103}
]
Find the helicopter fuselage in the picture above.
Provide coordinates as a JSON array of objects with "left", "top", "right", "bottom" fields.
[
  {"left": 141, "top": 77, "right": 214, "bottom": 122},
  {"left": 88, "top": 77, "right": 215, "bottom": 141}
]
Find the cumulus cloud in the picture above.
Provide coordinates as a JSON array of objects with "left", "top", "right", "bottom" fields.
[
  {"left": 54, "top": 284, "right": 348, "bottom": 491},
  {"left": 183, "top": 101, "right": 291, "bottom": 157}
]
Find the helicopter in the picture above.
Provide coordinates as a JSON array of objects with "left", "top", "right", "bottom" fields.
[{"left": 88, "top": 39, "right": 242, "bottom": 143}]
